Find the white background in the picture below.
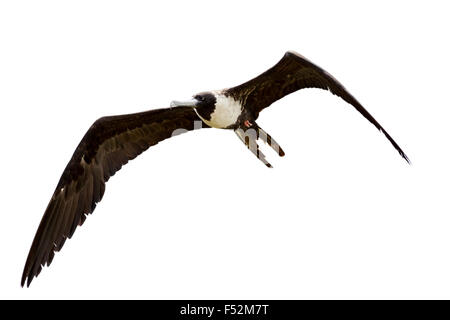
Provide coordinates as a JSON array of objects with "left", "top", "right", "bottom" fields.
[{"left": 1, "top": 0, "right": 449, "bottom": 299}]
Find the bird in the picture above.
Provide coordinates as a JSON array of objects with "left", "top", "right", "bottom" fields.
[{"left": 21, "top": 50, "right": 409, "bottom": 287}]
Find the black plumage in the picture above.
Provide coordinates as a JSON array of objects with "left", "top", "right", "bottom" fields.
[
  {"left": 225, "top": 51, "right": 409, "bottom": 163},
  {"left": 21, "top": 107, "right": 207, "bottom": 287}
]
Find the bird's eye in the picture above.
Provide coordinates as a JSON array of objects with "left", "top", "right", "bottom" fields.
[{"left": 195, "top": 95, "right": 205, "bottom": 102}]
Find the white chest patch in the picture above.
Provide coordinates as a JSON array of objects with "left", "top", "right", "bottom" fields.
[{"left": 197, "top": 95, "right": 242, "bottom": 129}]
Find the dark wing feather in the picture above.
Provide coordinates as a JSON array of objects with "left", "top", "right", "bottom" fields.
[
  {"left": 22, "top": 106, "right": 207, "bottom": 287},
  {"left": 225, "top": 51, "right": 409, "bottom": 162}
]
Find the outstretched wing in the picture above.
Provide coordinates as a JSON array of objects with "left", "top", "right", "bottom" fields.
[
  {"left": 225, "top": 51, "right": 409, "bottom": 162},
  {"left": 22, "top": 106, "right": 207, "bottom": 287}
]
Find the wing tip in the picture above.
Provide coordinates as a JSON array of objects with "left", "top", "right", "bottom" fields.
[
  {"left": 395, "top": 150, "right": 411, "bottom": 165},
  {"left": 401, "top": 152, "right": 411, "bottom": 165},
  {"left": 21, "top": 272, "right": 31, "bottom": 288},
  {"left": 21, "top": 263, "right": 36, "bottom": 288},
  {"left": 21, "top": 259, "right": 30, "bottom": 287},
  {"left": 378, "top": 128, "right": 410, "bottom": 165}
]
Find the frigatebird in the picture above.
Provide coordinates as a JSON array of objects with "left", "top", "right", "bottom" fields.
[{"left": 21, "top": 51, "right": 409, "bottom": 287}]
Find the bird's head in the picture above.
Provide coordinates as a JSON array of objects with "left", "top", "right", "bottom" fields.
[{"left": 170, "top": 92, "right": 217, "bottom": 119}]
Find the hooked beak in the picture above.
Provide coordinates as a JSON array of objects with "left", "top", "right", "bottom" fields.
[{"left": 170, "top": 98, "right": 198, "bottom": 108}]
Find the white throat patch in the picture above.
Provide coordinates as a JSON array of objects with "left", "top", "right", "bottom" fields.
[{"left": 197, "top": 94, "right": 242, "bottom": 128}]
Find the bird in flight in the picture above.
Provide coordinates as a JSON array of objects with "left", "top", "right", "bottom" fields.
[{"left": 21, "top": 51, "right": 409, "bottom": 287}]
